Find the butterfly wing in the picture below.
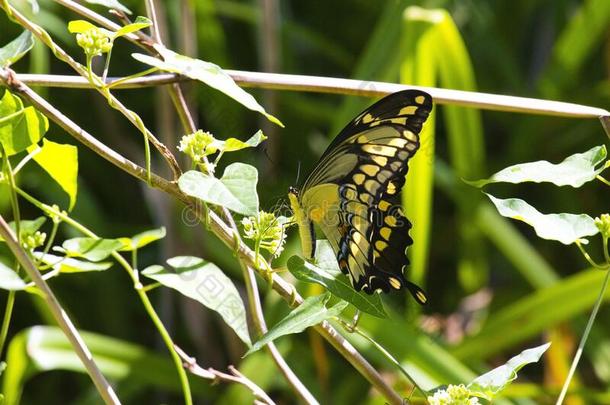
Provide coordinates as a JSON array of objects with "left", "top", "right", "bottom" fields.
[{"left": 297, "top": 90, "right": 432, "bottom": 301}]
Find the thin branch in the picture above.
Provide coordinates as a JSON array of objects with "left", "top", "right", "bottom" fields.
[
  {"left": 0, "top": 215, "right": 120, "bottom": 405},
  {"left": 1, "top": 1, "right": 181, "bottom": 179},
  {"left": 174, "top": 345, "right": 276, "bottom": 405},
  {"left": 13, "top": 72, "right": 610, "bottom": 119},
  {"left": 0, "top": 68, "right": 403, "bottom": 405},
  {"left": 241, "top": 261, "right": 320, "bottom": 404}
]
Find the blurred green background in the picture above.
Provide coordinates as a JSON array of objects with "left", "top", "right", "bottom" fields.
[{"left": 1, "top": 0, "right": 610, "bottom": 403}]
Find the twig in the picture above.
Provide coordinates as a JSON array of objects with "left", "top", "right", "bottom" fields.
[
  {"left": 174, "top": 345, "right": 276, "bottom": 405},
  {"left": 241, "top": 261, "right": 320, "bottom": 404},
  {"left": 12, "top": 72, "right": 610, "bottom": 119},
  {"left": 0, "top": 68, "right": 403, "bottom": 405},
  {"left": 0, "top": 215, "right": 120, "bottom": 405},
  {"left": 0, "top": 1, "right": 181, "bottom": 180}
]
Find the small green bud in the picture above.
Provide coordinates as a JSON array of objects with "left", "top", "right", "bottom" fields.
[
  {"left": 428, "top": 384, "right": 479, "bottom": 405},
  {"left": 178, "top": 130, "right": 218, "bottom": 163},
  {"left": 76, "top": 28, "right": 112, "bottom": 57},
  {"left": 23, "top": 231, "right": 46, "bottom": 250},
  {"left": 241, "top": 211, "right": 287, "bottom": 257},
  {"left": 595, "top": 214, "right": 610, "bottom": 238}
]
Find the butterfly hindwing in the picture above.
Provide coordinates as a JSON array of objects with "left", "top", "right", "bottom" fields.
[{"left": 294, "top": 90, "right": 432, "bottom": 302}]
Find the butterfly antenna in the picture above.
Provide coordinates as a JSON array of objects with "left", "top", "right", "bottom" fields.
[{"left": 294, "top": 161, "right": 302, "bottom": 186}]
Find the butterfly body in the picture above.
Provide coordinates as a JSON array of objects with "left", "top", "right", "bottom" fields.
[{"left": 288, "top": 90, "right": 432, "bottom": 304}]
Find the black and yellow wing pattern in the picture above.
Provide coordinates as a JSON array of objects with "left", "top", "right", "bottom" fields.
[{"left": 288, "top": 90, "right": 432, "bottom": 304}]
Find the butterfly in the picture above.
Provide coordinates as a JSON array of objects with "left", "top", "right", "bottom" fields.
[{"left": 288, "top": 89, "right": 432, "bottom": 304}]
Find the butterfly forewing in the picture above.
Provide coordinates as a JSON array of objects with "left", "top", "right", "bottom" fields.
[{"left": 297, "top": 90, "right": 432, "bottom": 301}]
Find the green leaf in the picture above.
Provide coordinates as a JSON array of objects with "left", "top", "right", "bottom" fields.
[
  {"left": 468, "top": 343, "right": 551, "bottom": 399},
  {"left": 468, "top": 145, "right": 607, "bottom": 188},
  {"left": 401, "top": 7, "right": 488, "bottom": 292},
  {"left": 0, "top": 217, "right": 46, "bottom": 242},
  {"left": 178, "top": 163, "right": 259, "bottom": 216},
  {"left": 67, "top": 20, "right": 99, "bottom": 34},
  {"left": 114, "top": 16, "right": 152, "bottom": 38},
  {"left": 132, "top": 46, "right": 283, "bottom": 127},
  {"left": 2, "top": 326, "right": 210, "bottom": 404},
  {"left": 451, "top": 268, "right": 608, "bottom": 361},
  {"left": 0, "top": 261, "right": 27, "bottom": 291},
  {"left": 221, "top": 130, "right": 267, "bottom": 152},
  {"left": 287, "top": 241, "right": 387, "bottom": 318},
  {"left": 0, "top": 31, "right": 34, "bottom": 68},
  {"left": 142, "top": 257, "right": 251, "bottom": 346},
  {"left": 119, "top": 227, "right": 166, "bottom": 251},
  {"left": 486, "top": 193, "right": 599, "bottom": 245},
  {"left": 83, "top": 0, "right": 132, "bottom": 15},
  {"left": 0, "top": 91, "right": 48, "bottom": 156},
  {"left": 34, "top": 252, "right": 112, "bottom": 273},
  {"left": 61, "top": 237, "right": 124, "bottom": 261},
  {"left": 245, "top": 293, "right": 348, "bottom": 356},
  {"left": 29, "top": 139, "right": 78, "bottom": 210}
]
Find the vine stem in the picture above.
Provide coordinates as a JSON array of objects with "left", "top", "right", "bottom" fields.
[
  {"left": 0, "top": 215, "right": 120, "bottom": 405},
  {"left": 345, "top": 323, "right": 429, "bottom": 404},
  {"left": 556, "top": 237, "right": 610, "bottom": 405},
  {"left": 13, "top": 187, "right": 193, "bottom": 405}
]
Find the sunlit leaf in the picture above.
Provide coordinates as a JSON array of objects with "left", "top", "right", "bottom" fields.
[
  {"left": 0, "top": 217, "right": 46, "bottom": 242},
  {"left": 132, "top": 45, "right": 283, "bottom": 127},
  {"left": 34, "top": 252, "right": 112, "bottom": 273},
  {"left": 287, "top": 241, "right": 387, "bottom": 318},
  {"left": 468, "top": 146, "right": 607, "bottom": 188},
  {"left": 178, "top": 163, "right": 259, "bottom": 216},
  {"left": 0, "top": 31, "right": 34, "bottom": 68},
  {"left": 245, "top": 293, "right": 348, "bottom": 356},
  {"left": 0, "top": 261, "right": 27, "bottom": 291},
  {"left": 2, "top": 326, "right": 210, "bottom": 404},
  {"left": 83, "top": 0, "right": 132, "bottom": 15},
  {"left": 29, "top": 139, "right": 78, "bottom": 210},
  {"left": 486, "top": 194, "right": 598, "bottom": 245},
  {"left": 0, "top": 91, "right": 48, "bottom": 156},
  {"left": 67, "top": 20, "right": 100, "bottom": 34},
  {"left": 142, "top": 257, "right": 251, "bottom": 345},
  {"left": 215, "top": 130, "right": 267, "bottom": 153},
  {"left": 61, "top": 237, "right": 124, "bottom": 261},
  {"left": 119, "top": 227, "right": 166, "bottom": 251},
  {"left": 468, "top": 343, "right": 551, "bottom": 399},
  {"left": 114, "top": 16, "right": 152, "bottom": 38}
]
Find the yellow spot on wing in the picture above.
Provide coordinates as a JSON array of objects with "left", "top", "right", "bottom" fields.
[
  {"left": 378, "top": 200, "right": 391, "bottom": 211},
  {"left": 372, "top": 156, "right": 388, "bottom": 166},
  {"left": 362, "top": 144, "right": 397, "bottom": 157},
  {"left": 416, "top": 291, "right": 427, "bottom": 304},
  {"left": 309, "top": 207, "right": 324, "bottom": 222},
  {"left": 385, "top": 216, "right": 398, "bottom": 227},
  {"left": 386, "top": 182, "right": 397, "bottom": 195},
  {"left": 415, "top": 95, "right": 426, "bottom": 104},
  {"left": 375, "top": 240, "right": 388, "bottom": 251},
  {"left": 380, "top": 227, "right": 391, "bottom": 240},
  {"left": 361, "top": 164, "right": 380, "bottom": 176},
  {"left": 402, "top": 130, "right": 417, "bottom": 141},
  {"left": 357, "top": 135, "right": 369, "bottom": 144},
  {"left": 353, "top": 173, "right": 365, "bottom": 185},
  {"left": 389, "top": 277, "right": 402, "bottom": 289},
  {"left": 362, "top": 113, "right": 374, "bottom": 124},
  {"left": 387, "top": 138, "right": 408, "bottom": 148},
  {"left": 399, "top": 106, "right": 418, "bottom": 115}
]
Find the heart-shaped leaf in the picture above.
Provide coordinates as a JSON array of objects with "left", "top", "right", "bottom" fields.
[
  {"left": 142, "top": 257, "right": 251, "bottom": 346},
  {"left": 486, "top": 193, "right": 599, "bottom": 245},
  {"left": 468, "top": 146, "right": 608, "bottom": 188},
  {"left": 179, "top": 163, "right": 259, "bottom": 216},
  {"left": 61, "top": 237, "right": 124, "bottom": 261},
  {"left": 0, "top": 91, "right": 48, "bottom": 156}
]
